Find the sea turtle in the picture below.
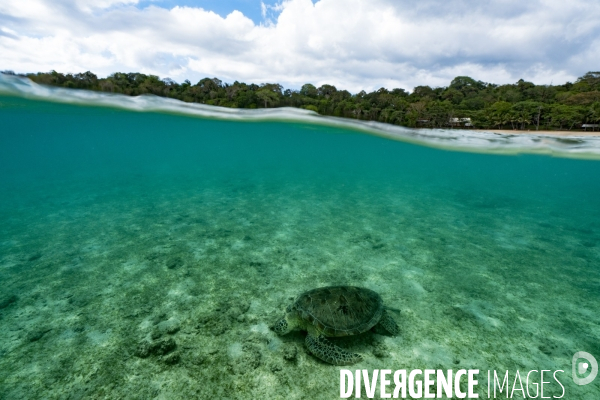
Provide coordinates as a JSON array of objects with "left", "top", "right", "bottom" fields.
[{"left": 271, "top": 286, "right": 400, "bottom": 365}]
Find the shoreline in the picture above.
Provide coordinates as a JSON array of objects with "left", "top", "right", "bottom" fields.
[{"left": 473, "top": 129, "right": 600, "bottom": 137}]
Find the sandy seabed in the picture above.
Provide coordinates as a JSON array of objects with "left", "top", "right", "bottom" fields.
[{"left": 0, "top": 171, "right": 598, "bottom": 399}]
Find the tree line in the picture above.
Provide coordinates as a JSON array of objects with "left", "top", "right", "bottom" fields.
[{"left": 4, "top": 70, "right": 600, "bottom": 131}]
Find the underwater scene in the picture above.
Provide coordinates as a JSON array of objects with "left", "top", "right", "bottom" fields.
[{"left": 1, "top": 77, "right": 599, "bottom": 399}]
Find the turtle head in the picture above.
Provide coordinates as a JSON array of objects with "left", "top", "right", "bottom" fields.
[
  {"left": 271, "top": 317, "right": 290, "bottom": 335},
  {"left": 271, "top": 304, "right": 298, "bottom": 335}
]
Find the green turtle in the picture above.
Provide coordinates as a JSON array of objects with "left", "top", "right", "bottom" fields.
[{"left": 271, "top": 286, "right": 400, "bottom": 365}]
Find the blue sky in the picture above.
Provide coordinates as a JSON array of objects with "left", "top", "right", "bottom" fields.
[
  {"left": 135, "top": 0, "right": 283, "bottom": 24},
  {"left": 1, "top": 0, "right": 599, "bottom": 92}
]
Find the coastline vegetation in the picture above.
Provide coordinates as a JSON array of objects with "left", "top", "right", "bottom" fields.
[{"left": 3, "top": 70, "right": 600, "bottom": 131}]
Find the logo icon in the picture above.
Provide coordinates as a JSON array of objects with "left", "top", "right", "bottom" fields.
[{"left": 572, "top": 351, "right": 598, "bottom": 385}]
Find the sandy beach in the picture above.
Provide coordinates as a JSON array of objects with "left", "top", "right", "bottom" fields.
[{"left": 475, "top": 129, "right": 600, "bottom": 137}]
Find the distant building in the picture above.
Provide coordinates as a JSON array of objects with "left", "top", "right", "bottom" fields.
[{"left": 449, "top": 117, "right": 472, "bottom": 128}]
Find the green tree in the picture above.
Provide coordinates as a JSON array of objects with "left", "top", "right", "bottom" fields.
[
  {"left": 317, "top": 84, "right": 337, "bottom": 99},
  {"left": 406, "top": 101, "right": 427, "bottom": 127},
  {"left": 300, "top": 83, "right": 318, "bottom": 98},
  {"left": 256, "top": 89, "right": 279, "bottom": 108},
  {"left": 587, "top": 102, "right": 600, "bottom": 129},
  {"left": 426, "top": 101, "right": 453, "bottom": 128},
  {"left": 576, "top": 72, "right": 600, "bottom": 91},
  {"left": 449, "top": 76, "right": 486, "bottom": 95},
  {"left": 488, "top": 101, "right": 512, "bottom": 129},
  {"left": 511, "top": 101, "right": 541, "bottom": 130},
  {"left": 411, "top": 86, "right": 435, "bottom": 101},
  {"left": 442, "top": 88, "right": 464, "bottom": 105},
  {"left": 548, "top": 105, "right": 584, "bottom": 130}
]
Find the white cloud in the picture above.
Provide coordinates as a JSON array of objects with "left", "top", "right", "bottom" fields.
[{"left": 0, "top": 0, "right": 598, "bottom": 92}]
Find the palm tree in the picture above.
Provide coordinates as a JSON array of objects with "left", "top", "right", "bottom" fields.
[{"left": 516, "top": 110, "right": 531, "bottom": 130}]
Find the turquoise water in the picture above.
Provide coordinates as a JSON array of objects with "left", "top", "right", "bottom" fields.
[{"left": 0, "top": 88, "right": 599, "bottom": 399}]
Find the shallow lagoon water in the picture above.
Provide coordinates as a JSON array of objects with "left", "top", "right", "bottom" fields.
[{"left": 0, "top": 80, "right": 600, "bottom": 399}]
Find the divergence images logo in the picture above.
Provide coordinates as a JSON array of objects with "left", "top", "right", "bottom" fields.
[{"left": 572, "top": 352, "right": 598, "bottom": 386}]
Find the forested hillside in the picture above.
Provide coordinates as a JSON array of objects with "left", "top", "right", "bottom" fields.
[{"left": 5, "top": 70, "right": 600, "bottom": 131}]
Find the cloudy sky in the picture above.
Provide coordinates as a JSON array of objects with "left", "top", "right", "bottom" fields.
[{"left": 1, "top": 0, "right": 599, "bottom": 92}]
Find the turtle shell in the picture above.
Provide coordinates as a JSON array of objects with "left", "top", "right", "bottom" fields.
[{"left": 293, "top": 286, "right": 383, "bottom": 337}]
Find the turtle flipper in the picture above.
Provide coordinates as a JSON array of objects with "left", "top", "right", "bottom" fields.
[
  {"left": 377, "top": 309, "right": 400, "bottom": 336},
  {"left": 305, "top": 333, "right": 362, "bottom": 365}
]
